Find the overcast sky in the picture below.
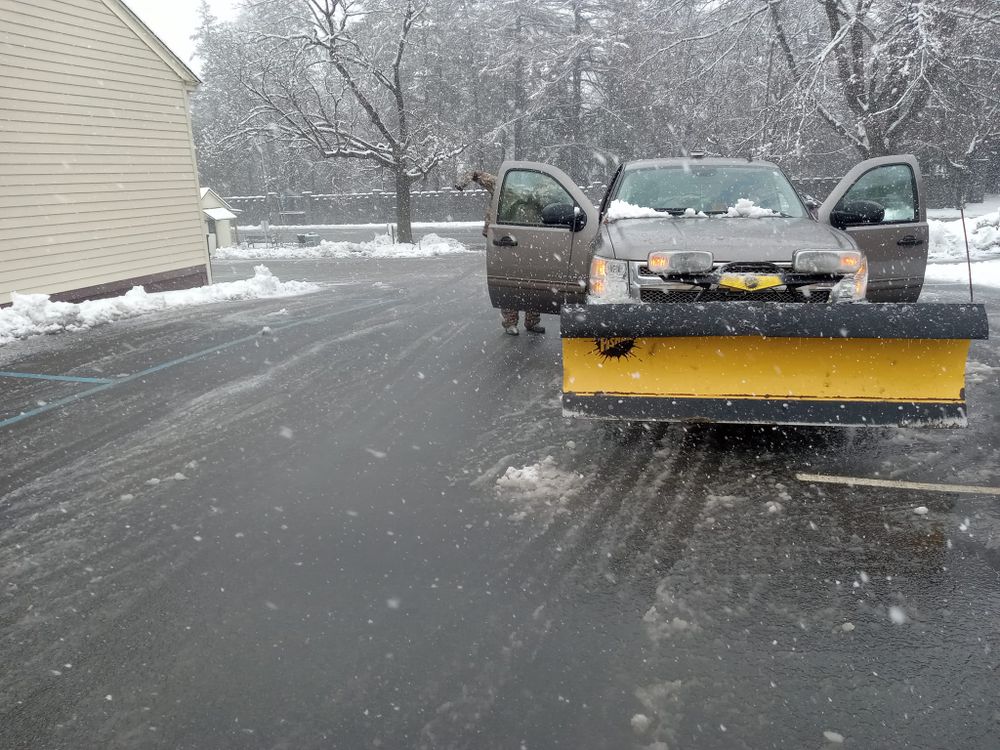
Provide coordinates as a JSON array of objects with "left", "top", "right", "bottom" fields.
[{"left": 123, "top": 0, "right": 239, "bottom": 72}]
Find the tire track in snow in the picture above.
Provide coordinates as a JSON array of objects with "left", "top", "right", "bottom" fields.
[{"left": 412, "top": 420, "right": 730, "bottom": 747}]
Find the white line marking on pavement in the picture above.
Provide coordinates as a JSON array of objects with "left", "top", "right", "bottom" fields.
[{"left": 795, "top": 473, "right": 1000, "bottom": 496}]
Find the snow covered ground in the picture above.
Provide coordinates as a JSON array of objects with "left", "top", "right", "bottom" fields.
[
  {"left": 927, "top": 194, "right": 1000, "bottom": 221},
  {"left": 926, "top": 206, "right": 1000, "bottom": 287},
  {"left": 928, "top": 210, "right": 1000, "bottom": 262},
  {"left": 924, "top": 259, "right": 1000, "bottom": 288},
  {"left": 213, "top": 233, "right": 475, "bottom": 260},
  {"left": 0, "top": 265, "right": 317, "bottom": 347}
]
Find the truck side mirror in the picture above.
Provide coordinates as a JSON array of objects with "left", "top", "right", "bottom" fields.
[
  {"left": 830, "top": 199, "right": 885, "bottom": 229},
  {"left": 541, "top": 203, "right": 587, "bottom": 231}
]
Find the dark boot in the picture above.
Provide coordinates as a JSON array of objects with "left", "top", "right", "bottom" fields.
[
  {"left": 501, "top": 309, "right": 519, "bottom": 335},
  {"left": 524, "top": 312, "right": 545, "bottom": 334}
]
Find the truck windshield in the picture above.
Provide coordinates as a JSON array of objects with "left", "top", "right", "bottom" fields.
[{"left": 614, "top": 165, "right": 806, "bottom": 218}]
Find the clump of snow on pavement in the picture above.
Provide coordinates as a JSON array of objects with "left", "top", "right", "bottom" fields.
[
  {"left": 213, "top": 233, "right": 472, "bottom": 260},
  {"left": 0, "top": 265, "right": 317, "bottom": 346},
  {"left": 642, "top": 588, "right": 701, "bottom": 643},
  {"left": 605, "top": 200, "right": 666, "bottom": 222},
  {"left": 966, "top": 361, "right": 999, "bottom": 384},
  {"left": 924, "top": 258, "right": 1000, "bottom": 287},
  {"left": 724, "top": 198, "right": 779, "bottom": 218},
  {"left": 633, "top": 680, "right": 682, "bottom": 746},
  {"left": 630, "top": 713, "right": 651, "bottom": 734},
  {"left": 928, "top": 211, "right": 1000, "bottom": 261},
  {"left": 496, "top": 456, "right": 580, "bottom": 497},
  {"left": 495, "top": 456, "right": 585, "bottom": 520}
]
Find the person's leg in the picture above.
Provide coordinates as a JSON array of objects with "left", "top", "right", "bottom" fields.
[
  {"left": 524, "top": 310, "right": 545, "bottom": 334},
  {"left": 501, "top": 309, "right": 519, "bottom": 334}
]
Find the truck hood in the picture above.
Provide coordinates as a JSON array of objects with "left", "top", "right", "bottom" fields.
[{"left": 602, "top": 216, "right": 855, "bottom": 262}]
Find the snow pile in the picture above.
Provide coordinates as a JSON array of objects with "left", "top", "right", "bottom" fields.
[
  {"left": 928, "top": 211, "right": 1000, "bottom": 261},
  {"left": 213, "top": 233, "right": 473, "bottom": 260},
  {"left": 496, "top": 456, "right": 581, "bottom": 498},
  {"left": 495, "top": 456, "right": 585, "bottom": 520},
  {"left": 605, "top": 200, "right": 666, "bottom": 222},
  {"left": 924, "top": 258, "right": 1000, "bottom": 288},
  {"left": 724, "top": 198, "right": 779, "bottom": 218},
  {"left": 0, "top": 265, "right": 317, "bottom": 346}
]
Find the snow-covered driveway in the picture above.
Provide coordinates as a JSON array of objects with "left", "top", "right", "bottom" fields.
[{"left": 1, "top": 254, "right": 999, "bottom": 749}]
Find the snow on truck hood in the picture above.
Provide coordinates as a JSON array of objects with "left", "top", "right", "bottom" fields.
[{"left": 601, "top": 215, "right": 854, "bottom": 263}]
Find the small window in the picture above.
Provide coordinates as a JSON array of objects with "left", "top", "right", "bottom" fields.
[
  {"left": 835, "top": 164, "right": 918, "bottom": 224},
  {"left": 498, "top": 170, "right": 573, "bottom": 226}
]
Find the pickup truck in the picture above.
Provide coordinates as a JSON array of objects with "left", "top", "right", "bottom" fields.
[
  {"left": 483, "top": 155, "right": 991, "bottom": 428},
  {"left": 484, "top": 155, "right": 929, "bottom": 313}
]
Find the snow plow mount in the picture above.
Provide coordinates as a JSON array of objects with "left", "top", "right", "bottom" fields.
[{"left": 560, "top": 303, "right": 989, "bottom": 428}]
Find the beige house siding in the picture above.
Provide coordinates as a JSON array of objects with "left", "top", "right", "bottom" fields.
[{"left": 0, "top": 0, "right": 209, "bottom": 305}]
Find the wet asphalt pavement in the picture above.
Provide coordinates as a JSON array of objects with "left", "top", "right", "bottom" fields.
[{"left": 1, "top": 254, "right": 999, "bottom": 750}]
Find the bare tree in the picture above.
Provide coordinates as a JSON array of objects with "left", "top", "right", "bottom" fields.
[
  {"left": 236, "top": 0, "right": 464, "bottom": 241},
  {"left": 668, "top": 0, "right": 1000, "bottom": 162}
]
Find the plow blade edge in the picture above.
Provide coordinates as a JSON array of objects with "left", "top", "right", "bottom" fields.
[{"left": 561, "top": 303, "right": 989, "bottom": 428}]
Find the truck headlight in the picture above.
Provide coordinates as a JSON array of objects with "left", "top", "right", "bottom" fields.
[
  {"left": 792, "top": 250, "right": 863, "bottom": 274},
  {"left": 647, "top": 250, "right": 714, "bottom": 274},
  {"left": 589, "top": 256, "right": 629, "bottom": 302},
  {"left": 793, "top": 250, "right": 867, "bottom": 301},
  {"left": 830, "top": 256, "right": 868, "bottom": 302}
]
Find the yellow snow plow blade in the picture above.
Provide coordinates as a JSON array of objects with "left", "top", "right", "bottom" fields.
[{"left": 561, "top": 303, "right": 989, "bottom": 427}]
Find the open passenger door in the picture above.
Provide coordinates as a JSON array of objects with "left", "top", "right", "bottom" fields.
[
  {"left": 818, "top": 155, "right": 929, "bottom": 302},
  {"left": 486, "top": 162, "right": 599, "bottom": 314}
]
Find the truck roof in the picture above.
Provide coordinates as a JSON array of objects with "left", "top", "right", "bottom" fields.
[{"left": 624, "top": 157, "right": 781, "bottom": 170}]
